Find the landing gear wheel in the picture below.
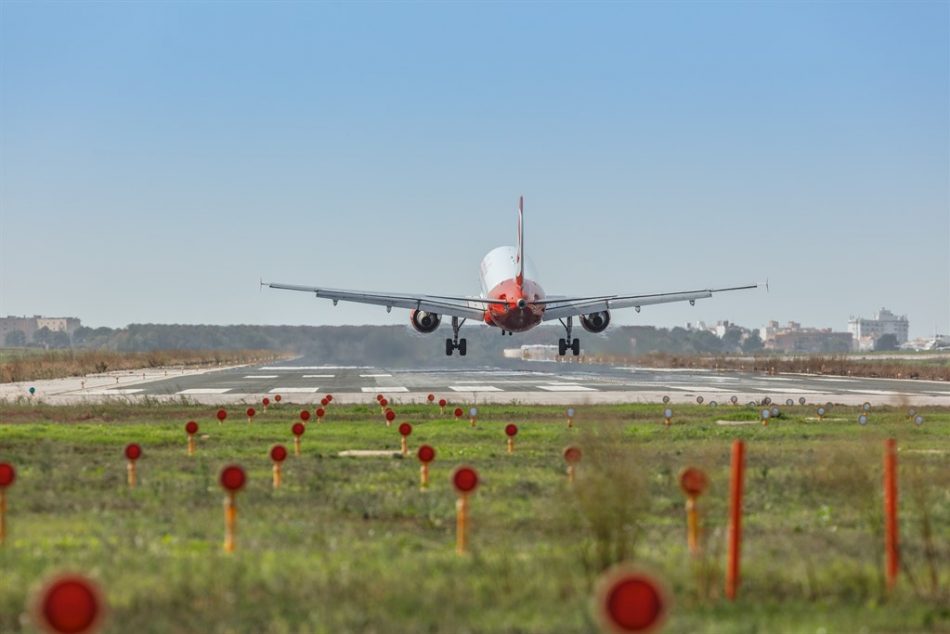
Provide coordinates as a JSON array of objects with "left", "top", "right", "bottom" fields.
[
  {"left": 558, "top": 338, "right": 567, "bottom": 356},
  {"left": 571, "top": 338, "right": 580, "bottom": 356},
  {"left": 458, "top": 339, "right": 467, "bottom": 356},
  {"left": 445, "top": 338, "right": 454, "bottom": 356}
]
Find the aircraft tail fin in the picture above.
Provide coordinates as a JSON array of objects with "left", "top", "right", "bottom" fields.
[{"left": 516, "top": 196, "right": 524, "bottom": 286}]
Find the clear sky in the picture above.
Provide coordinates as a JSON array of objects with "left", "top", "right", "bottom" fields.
[{"left": 1, "top": 2, "right": 947, "bottom": 338}]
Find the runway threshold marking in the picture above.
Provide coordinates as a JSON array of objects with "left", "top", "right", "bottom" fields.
[
  {"left": 449, "top": 385, "right": 502, "bottom": 392},
  {"left": 177, "top": 388, "right": 231, "bottom": 395},
  {"left": 268, "top": 387, "right": 320, "bottom": 393},
  {"left": 360, "top": 387, "right": 409, "bottom": 393}
]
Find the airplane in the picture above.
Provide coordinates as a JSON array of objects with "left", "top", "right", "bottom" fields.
[{"left": 263, "top": 197, "right": 758, "bottom": 356}]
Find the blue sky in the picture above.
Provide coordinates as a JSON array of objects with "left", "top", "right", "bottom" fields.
[{"left": 1, "top": 2, "right": 947, "bottom": 338}]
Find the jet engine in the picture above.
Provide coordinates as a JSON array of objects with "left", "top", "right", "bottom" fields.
[
  {"left": 580, "top": 310, "right": 611, "bottom": 333},
  {"left": 410, "top": 309, "right": 442, "bottom": 334}
]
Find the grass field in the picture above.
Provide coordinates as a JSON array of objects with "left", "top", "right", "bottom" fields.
[{"left": 1, "top": 401, "right": 948, "bottom": 633}]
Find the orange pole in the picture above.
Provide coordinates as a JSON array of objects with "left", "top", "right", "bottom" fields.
[
  {"left": 470, "top": 416, "right": 476, "bottom": 428},
  {"left": 686, "top": 495, "right": 699, "bottom": 555},
  {"left": 224, "top": 491, "right": 237, "bottom": 553},
  {"left": 273, "top": 463, "right": 282, "bottom": 489},
  {"left": 294, "top": 437, "right": 301, "bottom": 456},
  {"left": 127, "top": 461, "right": 137, "bottom": 489},
  {"left": 401, "top": 437, "right": 408, "bottom": 456},
  {"left": 187, "top": 435, "right": 195, "bottom": 456},
  {"left": 440, "top": 406, "right": 445, "bottom": 415},
  {"left": 567, "top": 417, "right": 574, "bottom": 429},
  {"left": 420, "top": 464, "right": 429, "bottom": 489},
  {"left": 567, "top": 464, "right": 575, "bottom": 484},
  {"left": 507, "top": 437, "right": 514, "bottom": 454},
  {"left": 456, "top": 494, "right": 468, "bottom": 555},
  {"left": 0, "top": 489, "right": 6, "bottom": 546},
  {"left": 726, "top": 440, "right": 745, "bottom": 600},
  {"left": 884, "top": 438, "right": 899, "bottom": 591}
]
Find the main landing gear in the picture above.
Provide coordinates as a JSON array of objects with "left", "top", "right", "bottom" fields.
[
  {"left": 445, "top": 316, "right": 467, "bottom": 356},
  {"left": 558, "top": 316, "right": 580, "bottom": 356}
]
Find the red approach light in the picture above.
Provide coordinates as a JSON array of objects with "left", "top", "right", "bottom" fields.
[
  {"left": 453, "top": 407, "right": 463, "bottom": 419},
  {"left": 439, "top": 399, "right": 447, "bottom": 408},
  {"left": 376, "top": 394, "right": 384, "bottom": 402},
  {"left": 505, "top": 424, "right": 518, "bottom": 437},
  {"left": 274, "top": 394, "right": 282, "bottom": 402},
  {"left": 185, "top": 421, "right": 199, "bottom": 435},
  {"left": 270, "top": 445, "right": 288, "bottom": 463},
  {"left": 216, "top": 409, "right": 227, "bottom": 422},
  {"left": 385, "top": 410, "right": 396, "bottom": 422},
  {"left": 35, "top": 574, "right": 104, "bottom": 634},
  {"left": 453, "top": 467, "right": 479, "bottom": 494},
  {"left": 292, "top": 422, "right": 305, "bottom": 437},
  {"left": 325, "top": 394, "right": 333, "bottom": 402},
  {"left": 262, "top": 397, "right": 270, "bottom": 406},
  {"left": 316, "top": 408, "right": 325, "bottom": 418},
  {"left": 563, "top": 446, "right": 582, "bottom": 464},
  {"left": 398, "top": 422, "right": 412, "bottom": 437},
  {"left": 219, "top": 465, "right": 246, "bottom": 492},
  {"left": 417, "top": 444, "right": 436, "bottom": 464},
  {"left": 0, "top": 462, "right": 15, "bottom": 487},
  {"left": 427, "top": 393, "right": 435, "bottom": 402},
  {"left": 380, "top": 398, "right": 389, "bottom": 408},
  {"left": 679, "top": 468, "right": 709, "bottom": 497},
  {"left": 246, "top": 407, "right": 256, "bottom": 418},
  {"left": 124, "top": 444, "right": 142, "bottom": 461},
  {"left": 299, "top": 410, "right": 311, "bottom": 422},
  {"left": 597, "top": 569, "right": 667, "bottom": 633},
  {"left": 320, "top": 398, "right": 328, "bottom": 407}
]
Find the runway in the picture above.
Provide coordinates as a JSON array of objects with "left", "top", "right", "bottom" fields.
[{"left": 7, "top": 358, "right": 950, "bottom": 406}]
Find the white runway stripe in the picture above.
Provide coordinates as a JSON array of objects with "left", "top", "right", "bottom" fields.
[
  {"left": 268, "top": 387, "right": 319, "bottom": 393},
  {"left": 302, "top": 375, "right": 335, "bottom": 378},
  {"left": 360, "top": 386, "right": 409, "bottom": 393},
  {"left": 536, "top": 385, "right": 598, "bottom": 392},
  {"left": 243, "top": 375, "right": 278, "bottom": 379},
  {"left": 664, "top": 385, "right": 731, "bottom": 392},
  {"left": 360, "top": 373, "right": 392, "bottom": 378},
  {"left": 450, "top": 385, "right": 502, "bottom": 392},
  {"left": 177, "top": 388, "right": 231, "bottom": 395},
  {"left": 86, "top": 389, "right": 144, "bottom": 395}
]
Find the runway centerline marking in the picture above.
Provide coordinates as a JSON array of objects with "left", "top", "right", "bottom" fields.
[
  {"left": 360, "top": 373, "right": 392, "bottom": 378},
  {"left": 268, "top": 387, "right": 319, "bottom": 393},
  {"left": 177, "top": 388, "right": 231, "bottom": 395},
  {"left": 361, "top": 387, "right": 409, "bottom": 393},
  {"left": 243, "top": 375, "right": 278, "bottom": 379},
  {"left": 536, "top": 385, "right": 598, "bottom": 392},
  {"left": 302, "top": 374, "right": 335, "bottom": 378},
  {"left": 450, "top": 385, "right": 502, "bottom": 392},
  {"left": 663, "top": 385, "right": 731, "bottom": 392}
]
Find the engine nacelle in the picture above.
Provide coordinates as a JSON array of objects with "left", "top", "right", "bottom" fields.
[
  {"left": 410, "top": 309, "right": 442, "bottom": 334},
  {"left": 580, "top": 310, "right": 611, "bottom": 333}
]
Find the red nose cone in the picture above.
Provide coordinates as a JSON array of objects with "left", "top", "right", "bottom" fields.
[
  {"left": 124, "top": 443, "right": 142, "bottom": 461},
  {"left": 185, "top": 421, "right": 198, "bottom": 435}
]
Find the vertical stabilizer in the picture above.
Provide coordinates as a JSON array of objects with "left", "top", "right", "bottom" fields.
[{"left": 516, "top": 196, "right": 525, "bottom": 286}]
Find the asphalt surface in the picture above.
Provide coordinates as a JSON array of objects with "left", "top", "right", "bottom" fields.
[{"left": 11, "top": 358, "right": 949, "bottom": 406}]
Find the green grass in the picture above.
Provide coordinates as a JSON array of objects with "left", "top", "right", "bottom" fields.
[{"left": 1, "top": 401, "right": 949, "bottom": 633}]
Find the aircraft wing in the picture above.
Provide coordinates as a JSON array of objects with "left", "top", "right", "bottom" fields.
[
  {"left": 539, "top": 284, "right": 758, "bottom": 321},
  {"left": 262, "top": 281, "right": 501, "bottom": 320}
]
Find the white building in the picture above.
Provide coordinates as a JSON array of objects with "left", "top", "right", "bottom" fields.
[{"left": 847, "top": 308, "right": 909, "bottom": 350}]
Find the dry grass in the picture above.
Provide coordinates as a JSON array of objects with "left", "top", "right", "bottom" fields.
[
  {"left": 0, "top": 349, "right": 292, "bottom": 383},
  {"left": 594, "top": 353, "right": 950, "bottom": 382}
]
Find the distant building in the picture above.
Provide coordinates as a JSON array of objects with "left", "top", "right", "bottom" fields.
[
  {"left": 847, "top": 308, "right": 909, "bottom": 351},
  {"left": 0, "top": 315, "right": 82, "bottom": 345},
  {"left": 761, "top": 320, "right": 853, "bottom": 353}
]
